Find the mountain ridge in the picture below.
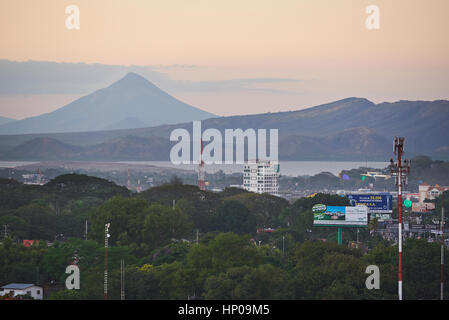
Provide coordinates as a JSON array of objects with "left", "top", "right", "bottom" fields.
[
  {"left": 0, "top": 116, "right": 16, "bottom": 126},
  {"left": 0, "top": 97, "right": 447, "bottom": 161}
]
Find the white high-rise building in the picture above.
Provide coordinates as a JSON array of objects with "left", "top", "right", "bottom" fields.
[{"left": 243, "top": 160, "right": 280, "bottom": 196}]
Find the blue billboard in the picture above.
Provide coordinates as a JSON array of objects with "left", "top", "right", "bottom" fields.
[{"left": 347, "top": 194, "right": 392, "bottom": 213}]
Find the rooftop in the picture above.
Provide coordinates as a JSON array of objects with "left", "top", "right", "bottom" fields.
[{"left": 1, "top": 283, "right": 36, "bottom": 290}]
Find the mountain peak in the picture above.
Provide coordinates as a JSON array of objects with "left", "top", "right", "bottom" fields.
[
  {"left": 0, "top": 72, "right": 215, "bottom": 134},
  {"left": 110, "top": 72, "right": 154, "bottom": 89},
  {"left": 122, "top": 72, "right": 148, "bottom": 82}
]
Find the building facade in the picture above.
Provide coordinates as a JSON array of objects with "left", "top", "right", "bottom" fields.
[
  {"left": 418, "top": 184, "right": 449, "bottom": 203},
  {"left": 243, "top": 160, "right": 279, "bottom": 196},
  {"left": 0, "top": 283, "right": 43, "bottom": 300}
]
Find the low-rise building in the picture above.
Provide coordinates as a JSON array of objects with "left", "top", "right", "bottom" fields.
[
  {"left": 418, "top": 184, "right": 449, "bottom": 203},
  {"left": 0, "top": 283, "right": 43, "bottom": 300}
]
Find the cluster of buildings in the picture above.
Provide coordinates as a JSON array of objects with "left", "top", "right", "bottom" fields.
[{"left": 22, "top": 169, "right": 46, "bottom": 185}]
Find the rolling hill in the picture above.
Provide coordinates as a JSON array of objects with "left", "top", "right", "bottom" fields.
[
  {"left": 0, "top": 97, "right": 448, "bottom": 161},
  {"left": 0, "top": 116, "right": 15, "bottom": 126}
]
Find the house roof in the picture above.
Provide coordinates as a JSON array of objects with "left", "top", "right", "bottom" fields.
[{"left": 1, "top": 283, "right": 35, "bottom": 290}]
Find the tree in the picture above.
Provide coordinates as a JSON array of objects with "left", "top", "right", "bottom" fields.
[
  {"left": 185, "top": 233, "right": 262, "bottom": 297},
  {"left": 142, "top": 203, "right": 193, "bottom": 252},
  {"left": 291, "top": 241, "right": 367, "bottom": 299},
  {"left": 0, "top": 237, "right": 46, "bottom": 285},
  {"left": 215, "top": 200, "right": 257, "bottom": 235},
  {"left": 204, "top": 264, "right": 294, "bottom": 300},
  {"left": 280, "top": 207, "right": 313, "bottom": 242},
  {"left": 223, "top": 193, "right": 289, "bottom": 226},
  {"left": 401, "top": 239, "right": 449, "bottom": 300},
  {"left": 89, "top": 196, "right": 148, "bottom": 246},
  {"left": 14, "top": 203, "right": 57, "bottom": 240}
]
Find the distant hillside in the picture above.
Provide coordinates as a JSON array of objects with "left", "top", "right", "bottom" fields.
[
  {"left": 81, "top": 135, "right": 170, "bottom": 161},
  {"left": 2, "top": 135, "right": 171, "bottom": 161},
  {"left": 101, "top": 117, "right": 149, "bottom": 130},
  {"left": 0, "top": 97, "right": 448, "bottom": 161},
  {"left": 278, "top": 127, "right": 391, "bottom": 160},
  {"left": 5, "top": 137, "right": 83, "bottom": 160},
  {"left": 0, "top": 116, "right": 15, "bottom": 126},
  {"left": 0, "top": 72, "right": 215, "bottom": 134}
]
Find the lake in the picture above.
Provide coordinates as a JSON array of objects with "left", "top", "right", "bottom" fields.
[
  {"left": 115, "top": 161, "right": 389, "bottom": 176},
  {"left": 0, "top": 160, "right": 389, "bottom": 176}
]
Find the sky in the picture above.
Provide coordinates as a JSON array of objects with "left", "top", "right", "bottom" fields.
[{"left": 0, "top": 0, "right": 448, "bottom": 119}]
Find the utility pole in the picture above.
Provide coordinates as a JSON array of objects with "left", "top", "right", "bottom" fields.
[
  {"left": 2, "top": 224, "right": 8, "bottom": 239},
  {"left": 85, "top": 220, "right": 88, "bottom": 240},
  {"left": 389, "top": 137, "right": 410, "bottom": 301},
  {"left": 104, "top": 223, "right": 110, "bottom": 300},
  {"left": 282, "top": 236, "right": 285, "bottom": 255},
  {"left": 121, "top": 259, "right": 125, "bottom": 301},
  {"left": 441, "top": 193, "right": 445, "bottom": 300}
]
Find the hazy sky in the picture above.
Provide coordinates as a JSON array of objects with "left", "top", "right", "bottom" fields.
[{"left": 0, "top": 0, "right": 448, "bottom": 119}]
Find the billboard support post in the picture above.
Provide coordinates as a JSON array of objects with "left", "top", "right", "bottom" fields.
[{"left": 313, "top": 204, "right": 368, "bottom": 246}]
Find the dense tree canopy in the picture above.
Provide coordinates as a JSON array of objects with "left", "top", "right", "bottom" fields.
[{"left": 1, "top": 174, "right": 448, "bottom": 300}]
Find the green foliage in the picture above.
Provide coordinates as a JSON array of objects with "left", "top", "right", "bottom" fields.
[
  {"left": 3, "top": 174, "right": 449, "bottom": 300},
  {"left": 49, "top": 289, "right": 83, "bottom": 300},
  {"left": 144, "top": 242, "right": 190, "bottom": 266},
  {"left": 138, "top": 184, "right": 221, "bottom": 233},
  {"left": 291, "top": 241, "right": 367, "bottom": 299},
  {"left": 223, "top": 192, "right": 289, "bottom": 226},
  {"left": 204, "top": 264, "right": 294, "bottom": 300},
  {"left": 0, "top": 237, "right": 45, "bottom": 285},
  {"left": 215, "top": 200, "right": 257, "bottom": 235},
  {"left": 185, "top": 233, "right": 261, "bottom": 296},
  {"left": 142, "top": 203, "right": 193, "bottom": 252},
  {"left": 401, "top": 239, "right": 449, "bottom": 300},
  {"left": 89, "top": 196, "right": 148, "bottom": 246},
  {"left": 280, "top": 207, "right": 313, "bottom": 242},
  {"left": 46, "top": 174, "right": 130, "bottom": 200}
]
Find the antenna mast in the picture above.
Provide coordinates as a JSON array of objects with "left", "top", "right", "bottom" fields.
[
  {"left": 104, "top": 223, "right": 110, "bottom": 300},
  {"left": 389, "top": 137, "right": 410, "bottom": 300}
]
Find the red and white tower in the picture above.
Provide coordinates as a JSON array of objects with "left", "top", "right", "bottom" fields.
[
  {"left": 198, "top": 139, "right": 206, "bottom": 191},
  {"left": 136, "top": 179, "right": 141, "bottom": 193},
  {"left": 389, "top": 137, "right": 410, "bottom": 300},
  {"left": 37, "top": 168, "right": 43, "bottom": 185}
]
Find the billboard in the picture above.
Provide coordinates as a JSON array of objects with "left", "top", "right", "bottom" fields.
[
  {"left": 313, "top": 205, "right": 368, "bottom": 227},
  {"left": 347, "top": 194, "right": 392, "bottom": 214},
  {"left": 370, "top": 213, "right": 392, "bottom": 221}
]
